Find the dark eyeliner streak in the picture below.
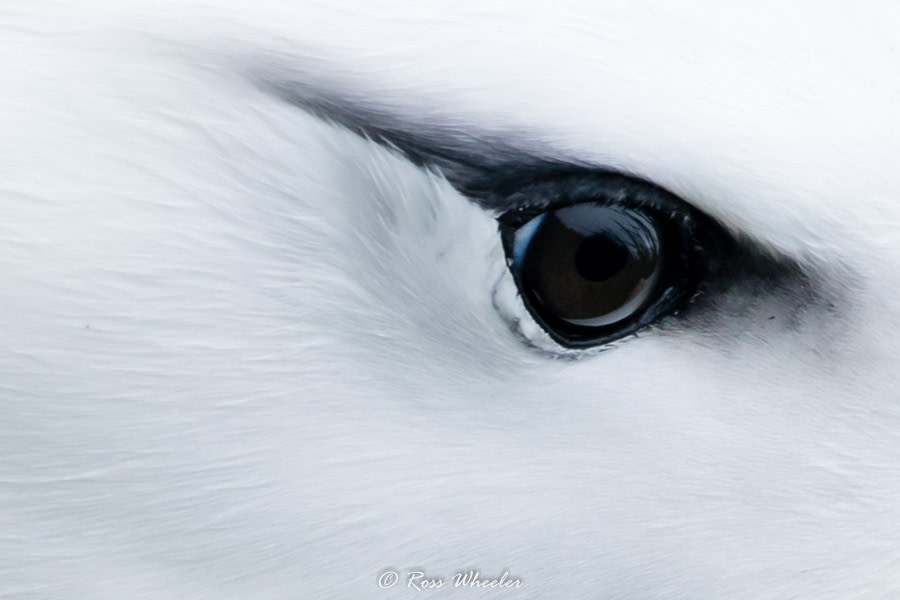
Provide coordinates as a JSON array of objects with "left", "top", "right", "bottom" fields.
[
  {"left": 262, "top": 78, "right": 574, "bottom": 207},
  {"left": 267, "top": 79, "right": 843, "bottom": 344}
]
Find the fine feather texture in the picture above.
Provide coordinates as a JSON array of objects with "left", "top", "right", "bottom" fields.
[{"left": 2, "top": 1, "right": 900, "bottom": 598}]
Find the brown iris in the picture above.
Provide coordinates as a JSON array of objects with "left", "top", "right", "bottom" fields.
[{"left": 514, "top": 203, "right": 663, "bottom": 333}]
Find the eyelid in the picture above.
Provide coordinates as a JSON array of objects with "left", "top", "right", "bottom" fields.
[{"left": 493, "top": 170, "right": 700, "bottom": 231}]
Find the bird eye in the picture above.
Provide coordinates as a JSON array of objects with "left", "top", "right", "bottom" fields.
[{"left": 498, "top": 173, "right": 718, "bottom": 348}]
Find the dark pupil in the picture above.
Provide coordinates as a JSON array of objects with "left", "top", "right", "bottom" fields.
[
  {"left": 517, "top": 203, "right": 663, "bottom": 331},
  {"left": 574, "top": 235, "right": 628, "bottom": 282}
]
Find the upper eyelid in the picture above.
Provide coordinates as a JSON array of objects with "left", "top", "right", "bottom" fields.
[{"left": 488, "top": 169, "right": 697, "bottom": 226}]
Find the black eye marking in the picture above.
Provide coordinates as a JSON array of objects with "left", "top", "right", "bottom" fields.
[{"left": 267, "top": 82, "right": 841, "bottom": 349}]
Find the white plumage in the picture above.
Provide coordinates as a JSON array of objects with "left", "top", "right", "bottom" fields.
[{"left": 2, "top": 1, "right": 900, "bottom": 597}]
